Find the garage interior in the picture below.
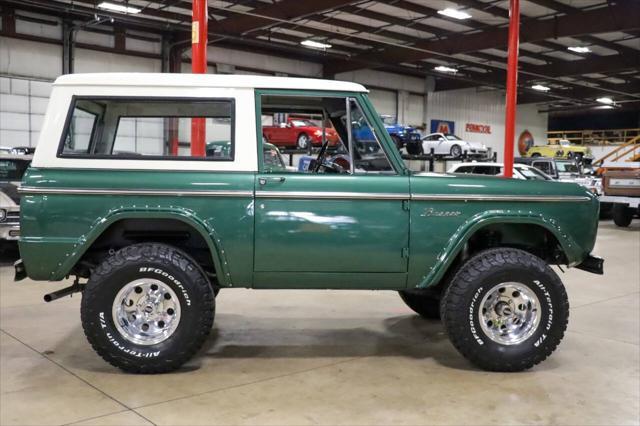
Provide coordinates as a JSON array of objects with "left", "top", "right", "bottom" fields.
[{"left": 0, "top": 0, "right": 639, "bottom": 425}]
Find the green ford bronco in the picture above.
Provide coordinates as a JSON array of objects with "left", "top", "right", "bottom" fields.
[{"left": 15, "top": 73, "right": 603, "bottom": 374}]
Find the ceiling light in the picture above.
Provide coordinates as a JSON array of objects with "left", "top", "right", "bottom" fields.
[
  {"left": 567, "top": 46, "right": 591, "bottom": 53},
  {"left": 300, "top": 40, "right": 332, "bottom": 49},
  {"left": 434, "top": 65, "right": 458, "bottom": 73},
  {"left": 532, "top": 84, "right": 550, "bottom": 92},
  {"left": 98, "top": 2, "right": 141, "bottom": 13},
  {"left": 437, "top": 8, "right": 472, "bottom": 20},
  {"left": 596, "top": 97, "right": 614, "bottom": 105}
]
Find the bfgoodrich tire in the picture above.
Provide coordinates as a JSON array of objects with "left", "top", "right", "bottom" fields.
[
  {"left": 399, "top": 290, "right": 440, "bottom": 319},
  {"left": 440, "top": 248, "right": 569, "bottom": 372},
  {"left": 81, "top": 243, "right": 215, "bottom": 373}
]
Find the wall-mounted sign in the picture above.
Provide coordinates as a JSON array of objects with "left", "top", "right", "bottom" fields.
[
  {"left": 430, "top": 119, "right": 455, "bottom": 134},
  {"left": 518, "top": 130, "right": 535, "bottom": 155},
  {"left": 465, "top": 123, "right": 491, "bottom": 134}
]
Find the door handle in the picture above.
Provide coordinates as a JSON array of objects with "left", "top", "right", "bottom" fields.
[{"left": 258, "top": 176, "right": 286, "bottom": 185}]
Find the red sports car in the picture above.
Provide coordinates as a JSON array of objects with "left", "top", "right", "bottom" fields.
[{"left": 263, "top": 118, "right": 340, "bottom": 149}]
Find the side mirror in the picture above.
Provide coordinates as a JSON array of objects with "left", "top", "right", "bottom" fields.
[
  {"left": 279, "top": 123, "right": 287, "bottom": 128},
  {"left": 438, "top": 138, "right": 445, "bottom": 142}
]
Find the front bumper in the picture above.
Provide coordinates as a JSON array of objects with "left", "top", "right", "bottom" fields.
[{"left": 0, "top": 223, "right": 20, "bottom": 241}]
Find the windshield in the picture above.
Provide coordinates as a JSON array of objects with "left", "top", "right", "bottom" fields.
[
  {"left": 380, "top": 115, "right": 396, "bottom": 125},
  {"left": 290, "top": 119, "right": 316, "bottom": 127},
  {"left": 556, "top": 161, "right": 579, "bottom": 173},
  {"left": 516, "top": 166, "right": 552, "bottom": 181},
  {"left": 445, "top": 134, "right": 462, "bottom": 141},
  {"left": 0, "top": 159, "right": 31, "bottom": 181}
]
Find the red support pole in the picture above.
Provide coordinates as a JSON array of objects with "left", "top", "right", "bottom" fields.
[
  {"left": 191, "top": 0, "right": 207, "bottom": 157},
  {"left": 502, "top": 0, "right": 520, "bottom": 178}
]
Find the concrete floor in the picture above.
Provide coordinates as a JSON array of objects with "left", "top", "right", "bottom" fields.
[{"left": 0, "top": 220, "right": 638, "bottom": 426}]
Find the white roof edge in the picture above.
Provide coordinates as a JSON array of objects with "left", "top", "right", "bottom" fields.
[{"left": 53, "top": 73, "right": 368, "bottom": 92}]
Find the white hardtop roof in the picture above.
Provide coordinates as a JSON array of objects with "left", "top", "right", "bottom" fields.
[
  {"left": 453, "top": 162, "right": 532, "bottom": 168},
  {"left": 53, "top": 73, "right": 368, "bottom": 92}
]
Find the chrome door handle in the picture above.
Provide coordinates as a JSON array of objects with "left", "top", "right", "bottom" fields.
[{"left": 258, "top": 177, "right": 286, "bottom": 185}]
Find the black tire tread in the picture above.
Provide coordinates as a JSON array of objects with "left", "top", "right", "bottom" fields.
[
  {"left": 80, "top": 243, "right": 214, "bottom": 374},
  {"left": 398, "top": 291, "right": 440, "bottom": 319},
  {"left": 440, "top": 247, "right": 569, "bottom": 372}
]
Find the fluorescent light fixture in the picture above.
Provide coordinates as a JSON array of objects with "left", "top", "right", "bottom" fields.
[
  {"left": 437, "top": 8, "right": 472, "bottom": 20},
  {"left": 98, "top": 2, "right": 141, "bottom": 13},
  {"left": 300, "top": 40, "right": 332, "bottom": 49},
  {"left": 567, "top": 46, "right": 591, "bottom": 53},
  {"left": 596, "top": 97, "right": 614, "bottom": 105},
  {"left": 532, "top": 84, "right": 550, "bottom": 92},
  {"left": 434, "top": 65, "right": 458, "bottom": 73}
]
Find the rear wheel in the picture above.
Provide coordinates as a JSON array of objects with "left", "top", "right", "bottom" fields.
[
  {"left": 399, "top": 290, "right": 440, "bottom": 319},
  {"left": 531, "top": 153, "right": 541, "bottom": 158},
  {"left": 297, "top": 133, "right": 309, "bottom": 149},
  {"left": 613, "top": 204, "right": 634, "bottom": 227},
  {"left": 441, "top": 248, "right": 569, "bottom": 372},
  {"left": 406, "top": 141, "right": 423, "bottom": 155},
  {"left": 81, "top": 243, "right": 215, "bottom": 373}
]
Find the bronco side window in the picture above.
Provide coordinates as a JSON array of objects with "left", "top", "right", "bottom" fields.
[
  {"left": 59, "top": 98, "right": 234, "bottom": 160},
  {"left": 259, "top": 93, "right": 394, "bottom": 174}
]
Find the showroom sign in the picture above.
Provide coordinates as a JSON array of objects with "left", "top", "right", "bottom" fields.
[
  {"left": 430, "top": 119, "right": 455, "bottom": 134},
  {"left": 465, "top": 123, "right": 491, "bottom": 134}
]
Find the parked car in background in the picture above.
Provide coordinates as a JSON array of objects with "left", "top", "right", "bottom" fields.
[
  {"left": 600, "top": 167, "right": 640, "bottom": 227},
  {"left": 208, "top": 140, "right": 294, "bottom": 172},
  {"left": 378, "top": 115, "right": 421, "bottom": 149},
  {"left": 408, "top": 133, "right": 488, "bottom": 157},
  {"left": 448, "top": 162, "right": 554, "bottom": 181},
  {"left": 526, "top": 139, "right": 591, "bottom": 160},
  {"left": 0, "top": 154, "right": 33, "bottom": 248},
  {"left": 515, "top": 157, "right": 602, "bottom": 195},
  {"left": 262, "top": 117, "right": 339, "bottom": 149}
]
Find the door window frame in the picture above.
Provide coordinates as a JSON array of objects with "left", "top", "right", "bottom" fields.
[{"left": 254, "top": 89, "right": 408, "bottom": 175}]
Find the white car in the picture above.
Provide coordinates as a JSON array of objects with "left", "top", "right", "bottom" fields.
[
  {"left": 415, "top": 133, "right": 488, "bottom": 157},
  {"left": 448, "top": 162, "right": 554, "bottom": 181}
]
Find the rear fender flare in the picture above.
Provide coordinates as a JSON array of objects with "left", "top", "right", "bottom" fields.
[{"left": 56, "top": 207, "right": 231, "bottom": 285}]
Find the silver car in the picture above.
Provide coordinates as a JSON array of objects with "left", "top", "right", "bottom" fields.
[{"left": 419, "top": 133, "right": 488, "bottom": 157}]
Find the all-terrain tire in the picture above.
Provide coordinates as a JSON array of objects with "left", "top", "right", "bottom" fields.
[
  {"left": 440, "top": 248, "right": 569, "bottom": 372},
  {"left": 81, "top": 243, "right": 215, "bottom": 374},
  {"left": 612, "top": 204, "right": 634, "bottom": 227},
  {"left": 398, "top": 290, "right": 440, "bottom": 319}
]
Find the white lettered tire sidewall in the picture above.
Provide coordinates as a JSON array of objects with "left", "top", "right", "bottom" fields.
[
  {"left": 81, "top": 244, "right": 214, "bottom": 373},
  {"left": 441, "top": 248, "right": 569, "bottom": 372},
  {"left": 465, "top": 268, "right": 561, "bottom": 359}
]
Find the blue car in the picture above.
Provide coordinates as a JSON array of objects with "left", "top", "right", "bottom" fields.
[
  {"left": 379, "top": 115, "right": 421, "bottom": 148},
  {"left": 352, "top": 115, "right": 421, "bottom": 150}
]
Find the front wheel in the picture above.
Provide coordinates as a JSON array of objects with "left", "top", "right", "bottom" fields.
[
  {"left": 530, "top": 153, "right": 541, "bottom": 158},
  {"left": 440, "top": 248, "right": 569, "bottom": 372},
  {"left": 450, "top": 144, "right": 462, "bottom": 158},
  {"left": 81, "top": 243, "right": 215, "bottom": 373}
]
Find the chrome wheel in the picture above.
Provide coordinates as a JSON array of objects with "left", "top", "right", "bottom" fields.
[
  {"left": 297, "top": 134, "right": 309, "bottom": 149},
  {"left": 479, "top": 282, "right": 541, "bottom": 345},
  {"left": 112, "top": 278, "right": 181, "bottom": 345}
]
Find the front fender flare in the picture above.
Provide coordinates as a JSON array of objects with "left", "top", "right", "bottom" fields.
[{"left": 416, "top": 209, "right": 582, "bottom": 289}]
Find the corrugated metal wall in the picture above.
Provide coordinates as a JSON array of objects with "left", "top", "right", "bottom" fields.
[{"left": 426, "top": 88, "right": 549, "bottom": 161}]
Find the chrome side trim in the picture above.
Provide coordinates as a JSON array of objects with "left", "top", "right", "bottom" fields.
[
  {"left": 256, "top": 191, "right": 408, "bottom": 200},
  {"left": 411, "top": 194, "right": 591, "bottom": 202},
  {"left": 19, "top": 187, "right": 591, "bottom": 202},
  {"left": 18, "top": 187, "right": 253, "bottom": 197}
]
